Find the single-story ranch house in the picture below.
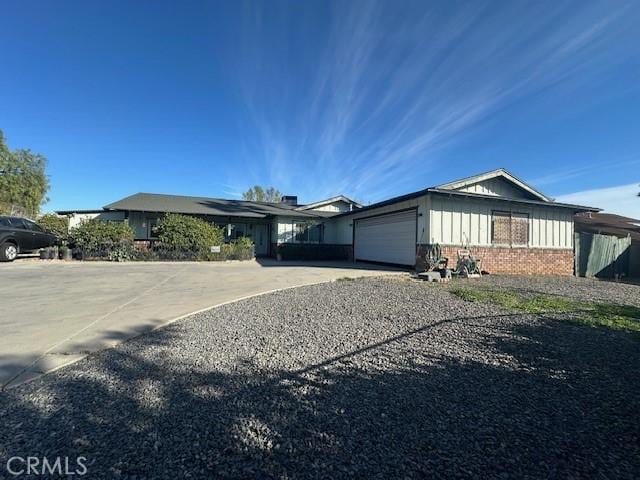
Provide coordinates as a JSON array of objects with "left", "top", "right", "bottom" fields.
[
  {"left": 58, "top": 194, "right": 362, "bottom": 258},
  {"left": 57, "top": 169, "right": 599, "bottom": 275}
]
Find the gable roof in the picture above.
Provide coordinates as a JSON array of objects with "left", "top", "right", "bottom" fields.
[
  {"left": 330, "top": 169, "right": 599, "bottom": 219},
  {"left": 103, "top": 193, "right": 323, "bottom": 219},
  {"left": 436, "top": 168, "right": 552, "bottom": 202},
  {"left": 296, "top": 195, "right": 362, "bottom": 211}
]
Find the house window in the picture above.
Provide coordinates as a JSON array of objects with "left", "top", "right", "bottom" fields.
[
  {"left": 292, "top": 221, "right": 323, "bottom": 243},
  {"left": 308, "top": 223, "right": 322, "bottom": 243},
  {"left": 148, "top": 219, "right": 160, "bottom": 239},
  {"left": 225, "top": 223, "right": 251, "bottom": 241},
  {"left": 294, "top": 223, "right": 306, "bottom": 242},
  {"left": 492, "top": 211, "right": 529, "bottom": 246},
  {"left": 511, "top": 213, "right": 529, "bottom": 245}
]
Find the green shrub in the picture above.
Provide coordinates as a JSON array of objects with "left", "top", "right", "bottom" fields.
[
  {"left": 70, "top": 220, "right": 134, "bottom": 260},
  {"left": 155, "top": 213, "right": 224, "bottom": 259},
  {"left": 233, "top": 236, "right": 254, "bottom": 248},
  {"left": 37, "top": 214, "right": 69, "bottom": 243},
  {"left": 219, "top": 238, "right": 254, "bottom": 260},
  {"left": 451, "top": 286, "right": 640, "bottom": 334}
]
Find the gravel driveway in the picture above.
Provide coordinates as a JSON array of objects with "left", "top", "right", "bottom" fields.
[{"left": 1, "top": 277, "right": 638, "bottom": 478}]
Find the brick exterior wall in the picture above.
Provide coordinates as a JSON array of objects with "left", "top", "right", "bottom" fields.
[{"left": 417, "top": 244, "right": 574, "bottom": 276}]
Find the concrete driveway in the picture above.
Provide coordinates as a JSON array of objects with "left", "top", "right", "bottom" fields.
[{"left": 0, "top": 259, "right": 402, "bottom": 388}]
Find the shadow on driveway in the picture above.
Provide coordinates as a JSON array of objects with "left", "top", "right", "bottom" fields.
[
  {"left": 1, "top": 308, "right": 638, "bottom": 478},
  {"left": 255, "top": 258, "right": 410, "bottom": 271}
]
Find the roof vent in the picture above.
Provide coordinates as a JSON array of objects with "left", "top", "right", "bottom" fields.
[{"left": 280, "top": 195, "right": 298, "bottom": 206}]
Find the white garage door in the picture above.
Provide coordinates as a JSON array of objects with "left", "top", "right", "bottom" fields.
[{"left": 354, "top": 210, "right": 417, "bottom": 266}]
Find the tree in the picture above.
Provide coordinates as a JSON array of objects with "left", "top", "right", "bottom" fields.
[
  {"left": 0, "top": 129, "right": 50, "bottom": 218},
  {"left": 242, "top": 185, "right": 283, "bottom": 203},
  {"left": 37, "top": 213, "right": 69, "bottom": 242}
]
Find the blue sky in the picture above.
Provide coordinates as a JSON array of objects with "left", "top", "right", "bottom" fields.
[{"left": 1, "top": 1, "right": 639, "bottom": 217}]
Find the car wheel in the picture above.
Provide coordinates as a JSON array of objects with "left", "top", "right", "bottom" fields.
[{"left": 0, "top": 242, "right": 18, "bottom": 262}]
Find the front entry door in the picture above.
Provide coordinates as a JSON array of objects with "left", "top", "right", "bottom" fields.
[{"left": 253, "top": 224, "right": 269, "bottom": 256}]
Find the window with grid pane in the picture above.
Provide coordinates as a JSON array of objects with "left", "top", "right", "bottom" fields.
[
  {"left": 491, "top": 211, "right": 529, "bottom": 245},
  {"left": 292, "top": 221, "right": 323, "bottom": 243},
  {"left": 294, "top": 222, "right": 308, "bottom": 242},
  {"left": 510, "top": 213, "right": 529, "bottom": 245},
  {"left": 491, "top": 211, "right": 511, "bottom": 244}
]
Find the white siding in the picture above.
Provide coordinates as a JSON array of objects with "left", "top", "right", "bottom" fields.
[
  {"left": 308, "top": 200, "right": 353, "bottom": 213},
  {"left": 323, "top": 196, "right": 428, "bottom": 246},
  {"left": 429, "top": 196, "right": 574, "bottom": 249},
  {"left": 323, "top": 216, "right": 353, "bottom": 244},
  {"left": 66, "top": 211, "right": 126, "bottom": 230},
  {"left": 354, "top": 210, "right": 416, "bottom": 265},
  {"left": 455, "top": 177, "right": 532, "bottom": 200},
  {"left": 312, "top": 204, "right": 342, "bottom": 212}
]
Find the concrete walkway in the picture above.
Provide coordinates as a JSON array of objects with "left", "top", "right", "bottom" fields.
[{"left": 0, "top": 259, "right": 403, "bottom": 388}]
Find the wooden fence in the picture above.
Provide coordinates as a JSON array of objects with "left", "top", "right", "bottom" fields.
[{"left": 575, "top": 232, "right": 633, "bottom": 278}]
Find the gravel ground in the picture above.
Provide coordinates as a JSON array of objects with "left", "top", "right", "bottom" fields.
[{"left": 1, "top": 276, "right": 639, "bottom": 479}]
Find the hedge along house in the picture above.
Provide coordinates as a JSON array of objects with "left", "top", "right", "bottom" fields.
[
  {"left": 322, "top": 169, "right": 599, "bottom": 275},
  {"left": 64, "top": 192, "right": 362, "bottom": 257}
]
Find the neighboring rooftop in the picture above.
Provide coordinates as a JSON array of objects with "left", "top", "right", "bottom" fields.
[{"left": 575, "top": 212, "right": 640, "bottom": 240}]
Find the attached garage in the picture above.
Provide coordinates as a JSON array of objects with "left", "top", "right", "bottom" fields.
[
  {"left": 324, "top": 169, "right": 599, "bottom": 274},
  {"left": 354, "top": 209, "right": 417, "bottom": 266}
]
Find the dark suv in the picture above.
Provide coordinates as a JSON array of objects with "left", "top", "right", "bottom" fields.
[{"left": 0, "top": 216, "right": 59, "bottom": 262}]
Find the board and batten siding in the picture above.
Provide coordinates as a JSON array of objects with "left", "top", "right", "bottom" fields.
[
  {"left": 309, "top": 201, "right": 353, "bottom": 213},
  {"left": 322, "top": 215, "right": 354, "bottom": 245},
  {"left": 456, "top": 177, "right": 531, "bottom": 199},
  {"left": 429, "top": 196, "right": 574, "bottom": 249},
  {"left": 127, "top": 211, "right": 161, "bottom": 240}
]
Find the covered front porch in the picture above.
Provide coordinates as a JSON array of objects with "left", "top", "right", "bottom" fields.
[{"left": 126, "top": 211, "right": 273, "bottom": 256}]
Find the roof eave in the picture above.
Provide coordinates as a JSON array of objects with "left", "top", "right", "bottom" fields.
[
  {"left": 328, "top": 187, "right": 600, "bottom": 220},
  {"left": 427, "top": 188, "right": 600, "bottom": 212},
  {"left": 55, "top": 209, "right": 108, "bottom": 215},
  {"left": 296, "top": 195, "right": 363, "bottom": 211},
  {"left": 327, "top": 188, "right": 431, "bottom": 219}
]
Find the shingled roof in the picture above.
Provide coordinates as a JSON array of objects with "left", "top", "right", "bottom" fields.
[
  {"left": 103, "top": 193, "right": 325, "bottom": 219},
  {"left": 575, "top": 212, "right": 640, "bottom": 240}
]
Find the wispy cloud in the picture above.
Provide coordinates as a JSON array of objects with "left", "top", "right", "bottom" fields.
[
  {"left": 220, "top": 183, "right": 245, "bottom": 199},
  {"left": 229, "top": 0, "right": 639, "bottom": 202},
  {"left": 556, "top": 183, "right": 640, "bottom": 219},
  {"left": 530, "top": 155, "right": 640, "bottom": 187}
]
